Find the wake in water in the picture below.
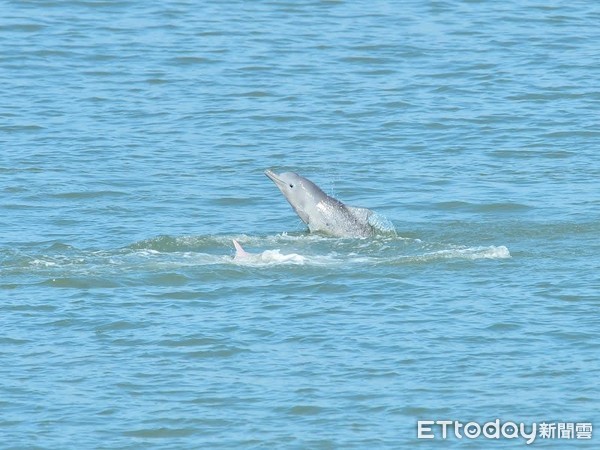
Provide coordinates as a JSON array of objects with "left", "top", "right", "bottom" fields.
[
  {"left": 224, "top": 235, "right": 510, "bottom": 267},
  {"left": 0, "top": 233, "right": 511, "bottom": 288}
]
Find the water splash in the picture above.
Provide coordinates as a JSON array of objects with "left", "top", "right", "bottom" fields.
[
  {"left": 368, "top": 211, "right": 397, "bottom": 235},
  {"left": 421, "top": 245, "right": 511, "bottom": 261},
  {"left": 1, "top": 234, "right": 511, "bottom": 289},
  {"left": 233, "top": 248, "right": 306, "bottom": 266}
]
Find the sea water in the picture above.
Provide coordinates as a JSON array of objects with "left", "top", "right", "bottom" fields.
[{"left": 1, "top": 1, "right": 599, "bottom": 448}]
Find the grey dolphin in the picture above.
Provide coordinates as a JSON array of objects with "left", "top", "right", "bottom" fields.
[{"left": 265, "top": 169, "right": 374, "bottom": 237}]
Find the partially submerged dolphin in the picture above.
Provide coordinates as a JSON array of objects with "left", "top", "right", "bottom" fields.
[
  {"left": 265, "top": 169, "right": 374, "bottom": 238},
  {"left": 232, "top": 239, "right": 305, "bottom": 264},
  {"left": 232, "top": 239, "right": 251, "bottom": 261}
]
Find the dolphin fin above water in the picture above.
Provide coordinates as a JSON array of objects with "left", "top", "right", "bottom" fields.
[
  {"left": 232, "top": 239, "right": 251, "bottom": 260},
  {"left": 265, "top": 169, "right": 375, "bottom": 238},
  {"left": 232, "top": 239, "right": 305, "bottom": 264}
]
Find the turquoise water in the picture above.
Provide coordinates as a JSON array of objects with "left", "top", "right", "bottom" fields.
[{"left": 1, "top": 1, "right": 599, "bottom": 448}]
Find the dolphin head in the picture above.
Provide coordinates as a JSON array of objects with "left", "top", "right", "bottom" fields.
[{"left": 264, "top": 169, "right": 327, "bottom": 225}]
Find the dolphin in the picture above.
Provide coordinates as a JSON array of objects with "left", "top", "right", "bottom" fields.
[
  {"left": 232, "top": 239, "right": 251, "bottom": 261},
  {"left": 264, "top": 169, "right": 374, "bottom": 238},
  {"left": 232, "top": 239, "right": 305, "bottom": 264}
]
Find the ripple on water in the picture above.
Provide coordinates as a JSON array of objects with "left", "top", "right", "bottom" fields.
[{"left": 1, "top": 0, "right": 599, "bottom": 448}]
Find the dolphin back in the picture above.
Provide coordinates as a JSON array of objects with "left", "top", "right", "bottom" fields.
[
  {"left": 346, "top": 206, "right": 372, "bottom": 224},
  {"left": 305, "top": 201, "right": 373, "bottom": 238}
]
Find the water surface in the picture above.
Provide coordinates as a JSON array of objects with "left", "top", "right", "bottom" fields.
[{"left": 1, "top": 1, "right": 599, "bottom": 448}]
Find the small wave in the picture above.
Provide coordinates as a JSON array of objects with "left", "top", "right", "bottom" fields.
[
  {"left": 127, "top": 235, "right": 209, "bottom": 252},
  {"left": 434, "top": 201, "right": 532, "bottom": 213},
  {"left": 2, "top": 235, "right": 511, "bottom": 287},
  {"left": 423, "top": 245, "right": 511, "bottom": 261},
  {"left": 29, "top": 259, "right": 59, "bottom": 268}
]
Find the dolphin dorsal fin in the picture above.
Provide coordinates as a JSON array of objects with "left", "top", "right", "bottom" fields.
[
  {"left": 233, "top": 239, "right": 250, "bottom": 259},
  {"left": 346, "top": 206, "right": 373, "bottom": 223}
]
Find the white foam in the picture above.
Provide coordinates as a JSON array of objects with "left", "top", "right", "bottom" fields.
[
  {"left": 476, "top": 245, "right": 511, "bottom": 259},
  {"left": 233, "top": 248, "right": 306, "bottom": 265},
  {"left": 30, "top": 259, "right": 58, "bottom": 267},
  {"left": 259, "top": 249, "right": 306, "bottom": 264},
  {"left": 425, "top": 245, "right": 511, "bottom": 260}
]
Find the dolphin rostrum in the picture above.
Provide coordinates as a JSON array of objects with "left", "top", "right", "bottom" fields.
[{"left": 264, "top": 169, "right": 374, "bottom": 238}]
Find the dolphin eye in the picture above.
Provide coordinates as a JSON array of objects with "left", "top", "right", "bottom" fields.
[{"left": 289, "top": 184, "right": 294, "bottom": 188}]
